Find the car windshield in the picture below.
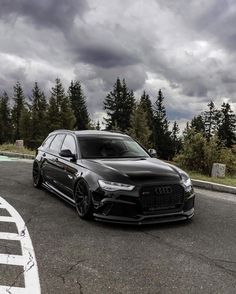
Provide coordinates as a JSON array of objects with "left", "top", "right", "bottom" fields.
[{"left": 77, "top": 136, "right": 150, "bottom": 159}]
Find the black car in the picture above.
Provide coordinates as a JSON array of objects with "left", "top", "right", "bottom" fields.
[{"left": 33, "top": 130, "right": 195, "bottom": 225}]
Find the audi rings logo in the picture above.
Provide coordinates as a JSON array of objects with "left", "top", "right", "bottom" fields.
[{"left": 155, "top": 186, "right": 172, "bottom": 195}]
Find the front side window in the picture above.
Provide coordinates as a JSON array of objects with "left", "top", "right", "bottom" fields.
[
  {"left": 42, "top": 135, "right": 55, "bottom": 149},
  {"left": 61, "top": 135, "right": 76, "bottom": 154},
  {"left": 77, "top": 136, "right": 149, "bottom": 159},
  {"left": 49, "top": 134, "right": 65, "bottom": 153}
]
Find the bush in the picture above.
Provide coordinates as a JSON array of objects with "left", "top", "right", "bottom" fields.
[{"left": 174, "top": 130, "right": 236, "bottom": 176}]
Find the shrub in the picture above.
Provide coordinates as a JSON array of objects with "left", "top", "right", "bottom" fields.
[{"left": 174, "top": 130, "right": 236, "bottom": 176}]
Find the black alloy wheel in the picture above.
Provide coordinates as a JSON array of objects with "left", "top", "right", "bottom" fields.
[
  {"left": 33, "top": 161, "right": 43, "bottom": 188},
  {"left": 74, "top": 179, "right": 93, "bottom": 219}
]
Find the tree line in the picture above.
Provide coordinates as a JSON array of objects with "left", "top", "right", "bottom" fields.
[
  {"left": 0, "top": 78, "right": 90, "bottom": 148},
  {"left": 0, "top": 77, "right": 235, "bottom": 162}
]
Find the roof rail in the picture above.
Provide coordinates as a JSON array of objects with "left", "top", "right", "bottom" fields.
[
  {"left": 104, "top": 130, "right": 128, "bottom": 135},
  {"left": 50, "top": 129, "right": 74, "bottom": 133}
]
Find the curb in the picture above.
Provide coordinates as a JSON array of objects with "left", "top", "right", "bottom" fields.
[
  {"left": 0, "top": 151, "right": 35, "bottom": 160},
  {"left": 192, "top": 179, "right": 236, "bottom": 195}
]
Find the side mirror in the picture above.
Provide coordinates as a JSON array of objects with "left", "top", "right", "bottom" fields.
[
  {"left": 59, "top": 149, "right": 76, "bottom": 161},
  {"left": 148, "top": 148, "right": 157, "bottom": 157}
]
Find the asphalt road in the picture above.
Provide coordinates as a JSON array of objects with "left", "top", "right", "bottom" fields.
[{"left": 0, "top": 160, "right": 236, "bottom": 294}]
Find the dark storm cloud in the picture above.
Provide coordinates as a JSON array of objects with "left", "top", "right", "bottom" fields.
[
  {"left": 0, "top": 0, "right": 236, "bottom": 123},
  {"left": 0, "top": 0, "right": 89, "bottom": 30},
  {"left": 77, "top": 45, "right": 139, "bottom": 69}
]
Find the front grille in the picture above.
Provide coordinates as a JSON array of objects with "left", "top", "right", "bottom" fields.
[{"left": 140, "top": 184, "right": 184, "bottom": 212}]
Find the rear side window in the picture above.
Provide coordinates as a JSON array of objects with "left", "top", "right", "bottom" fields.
[
  {"left": 49, "top": 134, "right": 65, "bottom": 153},
  {"left": 61, "top": 135, "right": 76, "bottom": 154},
  {"left": 42, "top": 135, "right": 55, "bottom": 149}
]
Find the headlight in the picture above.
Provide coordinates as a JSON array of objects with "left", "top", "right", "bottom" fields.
[
  {"left": 181, "top": 173, "right": 192, "bottom": 192},
  {"left": 98, "top": 180, "right": 135, "bottom": 192}
]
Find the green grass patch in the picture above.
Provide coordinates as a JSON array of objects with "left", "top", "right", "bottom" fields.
[
  {"left": 187, "top": 170, "right": 236, "bottom": 187},
  {"left": 0, "top": 144, "right": 35, "bottom": 155}
]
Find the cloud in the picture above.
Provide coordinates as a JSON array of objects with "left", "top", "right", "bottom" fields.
[
  {"left": 0, "top": 0, "right": 236, "bottom": 126},
  {"left": 0, "top": 0, "right": 89, "bottom": 31}
]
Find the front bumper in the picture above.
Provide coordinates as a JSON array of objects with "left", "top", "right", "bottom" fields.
[{"left": 92, "top": 190, "right": 195, "bottom": 225}]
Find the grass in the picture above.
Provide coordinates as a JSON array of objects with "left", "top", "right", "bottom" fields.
[
  {"left": 0, "top": 144, "right": 35, "bottom": 155},
  {"left": 187, "top": 170, "right": 236, "bottom": 187}
]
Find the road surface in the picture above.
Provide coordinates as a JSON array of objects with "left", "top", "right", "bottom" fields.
[{"left": 0, "top": 159, "right": 236, "bottom": 294}]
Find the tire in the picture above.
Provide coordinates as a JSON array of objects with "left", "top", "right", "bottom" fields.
[
  {"left": 74, "top": 179, "right": 93, "bottom": 219},
  {"left": 33, "top": 161, "right": 43, "bottom": 188}
]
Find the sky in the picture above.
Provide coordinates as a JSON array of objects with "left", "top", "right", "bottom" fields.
[{"left": 0, "top": 0, "right": 236, "bottom": 130}]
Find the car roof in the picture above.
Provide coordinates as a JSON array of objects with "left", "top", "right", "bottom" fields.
[{"left": 49, "top": 129, "right": 129, "bottom": 137}]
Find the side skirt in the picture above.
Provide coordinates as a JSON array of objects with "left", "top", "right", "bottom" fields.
[{"left": 42, "top": 182, "right": 76, "bottom": 206}]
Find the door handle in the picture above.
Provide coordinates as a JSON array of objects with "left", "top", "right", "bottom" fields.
[{"left": 42, "top": 153, "right": 46, "bottom": 157}]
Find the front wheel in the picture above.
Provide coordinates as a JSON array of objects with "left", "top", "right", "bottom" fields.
[
  {"left": 33, "top": 161, "right": 43, "bottom": 188},
  {"left": 74, "top": 179, "right": 93, "bottom": 219}
]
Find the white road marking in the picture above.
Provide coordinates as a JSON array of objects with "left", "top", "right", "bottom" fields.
[{"left": 0, "top": 196, "right": 41, "bottom": 294}]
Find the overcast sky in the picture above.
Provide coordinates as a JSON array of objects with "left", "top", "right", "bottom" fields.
[{"left": 0, "top": 0, "right": 236, "bottom": 129}]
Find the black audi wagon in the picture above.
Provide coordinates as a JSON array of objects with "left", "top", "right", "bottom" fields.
[{"left": 33, "top": 130, "right": 195, "bottom": 224}]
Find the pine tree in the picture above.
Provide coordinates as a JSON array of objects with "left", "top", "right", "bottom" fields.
[
  {"left": 218, "top": 102, "right": 236, "bottom": 147},
  {"left": 183, "top": 121, "right": 190, "bottom": 137},
  {"left": 68, "top": 80, "right": 90, "bottom": 130},
  {"left": 140, "top": 91, "right": 154, "bottom": 144},
  {"left": 12, "top": 82, "right": 26, "bottom": 140},
  {"left": 60, "top": 96, "right": 76, "bottom": 129},
  {"left": 203, "top": 101, "right": 219, "bottom": 139},
  {"left": 190, "top": 115, "right": 205, "bottom": 134},
  {"left": 104, "top": 78, "right": 135, "bottom": 132},
  {"left": 153, "top": 89, "right": 172, "bottom": 159},
  {"left": 19, "top": 107, "right": 32, "bottom": 147},
  {"left": 128, "top": 101, "right": 152, "bottom": 148},
  {"left": 0, "top": 92, "right": 12, "bottom": 144},
  {"left": 47, "top": 78, "right": 75, "bottom": 131},
  {"left": 31, "top": 82, "right": 48, "bottom": 147},
  {"left": 170, "top": 121, "right": 181, "bottom": 156}
]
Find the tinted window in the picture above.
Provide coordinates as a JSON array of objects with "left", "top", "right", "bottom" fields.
[
  {"left": 42, "top": 135, "right": 55, "bottom": 148},
  {"left": 49, "top": 134, "right": 65, "bottom": 153},
  {"left": 78, "top": 136, "right": 149, "bottom": 159},
  {"left": 61, "top": 135, "right": 76, "bottom": 154}
]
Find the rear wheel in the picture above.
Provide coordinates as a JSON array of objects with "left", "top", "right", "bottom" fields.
[
  {"left": 33, "top": 161, "right": 43, "bottom": 188},
  {"left": 74, "top": 179, "right": 93, "bottom": 219}
]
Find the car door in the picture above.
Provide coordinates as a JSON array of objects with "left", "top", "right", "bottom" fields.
[
  {"left": 57, "top": 134, "right": 79, "bottom": 199},
  {"left": 41, "top": 133, "right": 65, "bottom": 190}
]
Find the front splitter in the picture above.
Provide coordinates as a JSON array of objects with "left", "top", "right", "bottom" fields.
[{"left": 93, "top": 208, "right": 194, "bottom": 225}]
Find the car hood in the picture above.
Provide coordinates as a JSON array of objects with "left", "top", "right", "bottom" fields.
[{"left": 83, "top": 157, "right": 181, "bottom": 185}]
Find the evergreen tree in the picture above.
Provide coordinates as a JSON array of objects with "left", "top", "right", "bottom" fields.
[
  {"left": 68, "top": 80, "right": 90, "bottom": 130},
  {"left": 128, "top": 101, "right": 152, "bottom": 148},
  {"left": 47, "top": 78, "right": 75, "bottom": 131},
  {"left": 104, "top": 78, "right": 135, "bottom": 132},
  {"left": 218, "top": 102, "right": 236, "bottom": 147},
  {"left": 19, "top": 107, "right": 32, "bottom": 147},
  {"left": 12, "top": 82, "right": 26, "bottom": 140},
  {"left": 190, "top": 115, "right": 205, "bottom": 134},
  {"left": 31, "top": 82, "right": 48, "bottom": 147},
  {"left": 183, "top": 121, "right": 190, "bottom": 137},
  {"left": 170, "top": 121, "right": 182, "bottom": 156},
  {"left": 140, "top": 91, "right": 154, "bottom": 143},
  {"left": 0, "top": 92, "right": 12, "bottom": 144},
  {"left": 202, "top": 101, "right": 219, "bottom": 139},
  {"left": 60, "top": 96, "right": 76, "bottom": 129},
  {"left": 153, "top": 89, "right": 172, "bottom": 159}
]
